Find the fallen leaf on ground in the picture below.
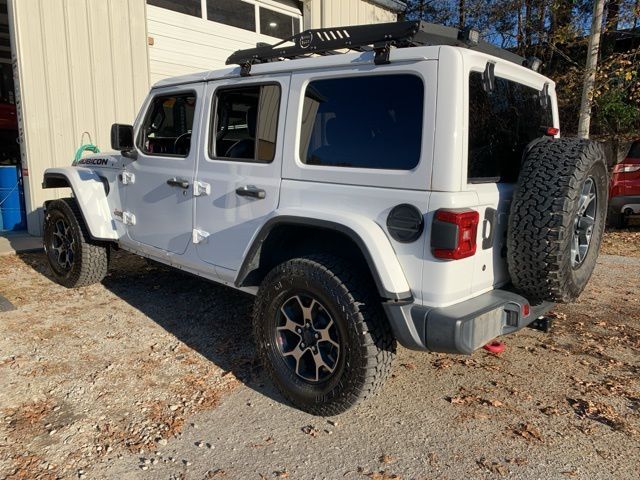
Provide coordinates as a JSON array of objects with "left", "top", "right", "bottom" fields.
[
  {"left": 568, "top": 398, "right": 630, "bottom": 432},
  {"left": 365, "top": 470, "right": 401, "bottom": 480},
  {"left": 510, "top": 423, "right": 543, "bottom": 442},
  {"left": 477, "top": 457, "right": 508, "bottom": 476}
]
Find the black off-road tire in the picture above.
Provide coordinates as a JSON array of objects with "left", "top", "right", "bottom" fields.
[
  {"left": 253, "top": 254, "right": 396, "bottom": 416},
  {"left": 43, "top": 198, "right": 109, "bottom": 288},
  {"left": 507, "top": 138, "right": 608, "bottom": 303}
]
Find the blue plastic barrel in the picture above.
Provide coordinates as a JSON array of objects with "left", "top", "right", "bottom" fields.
[{"left": 0, "top": 165, "right": 26, "bottom": 231}]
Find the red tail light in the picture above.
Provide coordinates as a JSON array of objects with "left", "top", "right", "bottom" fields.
[
  {"left": 613, "top": 164, "right": 640, "bottom": 174},
  {"left": 432, "top": 209, "right": 480, "bottom": 260}
]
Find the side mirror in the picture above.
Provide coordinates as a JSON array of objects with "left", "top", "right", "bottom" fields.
[{"left": 110, "top": 124, "right": 137, "bottom": 159}]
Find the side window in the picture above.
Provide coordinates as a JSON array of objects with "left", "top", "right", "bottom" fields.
[
  {"left": 210, "top": 84, "right": 281, "bottom": 162},
  {"left": 206, "top": 0, "right": 256, "bottom": 32},
  {"left": 299, "top": 75, "right": 424, "bottom": 170},
  {"left": 468, "top": 72, "right": 553, "bottom": 183},
  {"left": 147, "top": 0, "right": 201, "bottom": 17},
  {"left": 139, "top": 93, "right": 196, "bottom": 157}
]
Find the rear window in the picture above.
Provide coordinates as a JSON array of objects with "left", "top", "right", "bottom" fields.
[
  {"left": 468, "top": 72, "right": 553, "bottom": 183},
  {"left": 627, "top": 141, "right": 640, "bottom": 159},
  {"left": 299, "top": 74, "right": 424, "bottom": 170}
]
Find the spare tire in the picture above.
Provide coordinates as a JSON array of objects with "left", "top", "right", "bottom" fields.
[{"left": 507, "top": 138, "right": 607, "bottom": 303}]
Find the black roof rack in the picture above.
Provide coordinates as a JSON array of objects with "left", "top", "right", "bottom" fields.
[{"left": 226, "top": 21, "right": 530, "bottom": 76}]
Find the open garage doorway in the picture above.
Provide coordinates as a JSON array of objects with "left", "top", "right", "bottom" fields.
[{"left": 0, "top": 0, "right": 25, "bottom": 233}]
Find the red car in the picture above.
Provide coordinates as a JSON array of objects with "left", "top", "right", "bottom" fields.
[
  {"left": 0, "top": 102, "right": 18, "bottom": 130},
  {"left": 609, "top": 140, "right": 640, "bottom": 227},
  {"left": 0, "top": 102, "right": 20, "bottom": 165}
]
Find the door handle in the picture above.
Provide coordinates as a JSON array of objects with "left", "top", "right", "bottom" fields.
[
  {"left": 235, "top": 185, "right": 266, "bottom": 199},
  {"left": 482, "top": 207, "right": 497, "bottom": 250},
  {"left": 167, "top": 178, "right": 190, "bottom": 189}
]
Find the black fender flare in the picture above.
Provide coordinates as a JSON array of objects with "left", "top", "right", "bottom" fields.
[{"left": 235, "top": 215, "right": 412, "bottom": 301}]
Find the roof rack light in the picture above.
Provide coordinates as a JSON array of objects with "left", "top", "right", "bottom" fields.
[
  {"left": 524, "top": 56, "right": 542, "bottom": 72},
  {"left": 458, "top": 27, "right": 480, "bottom": 46}
]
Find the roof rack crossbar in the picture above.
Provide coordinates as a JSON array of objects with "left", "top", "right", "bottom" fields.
[{"left": 226, "top": 21, "right": 528, "bottom": 72}]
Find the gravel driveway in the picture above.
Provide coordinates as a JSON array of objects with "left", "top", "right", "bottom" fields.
[{"left": 1, "top": 244, "right": 639, "bottom": 479}]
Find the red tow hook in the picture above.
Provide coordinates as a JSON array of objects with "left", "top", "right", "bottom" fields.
[{"left": 483, "top": 340, "right": 505, "bottom": 354}]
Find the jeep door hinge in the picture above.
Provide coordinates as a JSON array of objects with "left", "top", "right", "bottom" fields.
[
  {"left": 114, "top": 209, "right": 136, "bottom": 225},
  {"left": 120, "top": 171, "right": 135, "bottom": 185},
  {"left": 192, "top": 228, "right": 210, "bottom": 244},
  {"left": 193, "top": 181, "right": 211, "bottom": 197}
]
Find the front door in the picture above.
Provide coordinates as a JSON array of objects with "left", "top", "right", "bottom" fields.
[
  {"left": 123, "top": 84, "right": 204, "bottom": 254},
  {"left": 193, "top": 74, "right": 290, "bottom": 281}
]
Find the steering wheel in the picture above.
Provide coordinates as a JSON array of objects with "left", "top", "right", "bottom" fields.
[{"left": 174, "top": 132, "right": 192, "bottom": 155}]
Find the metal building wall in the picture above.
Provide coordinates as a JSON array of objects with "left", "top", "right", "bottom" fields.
[
  {"left": 8, "top": 0, "right": 150, "bottom": 235},
  {"left": 147, "top": 3, "right": 302, "bottom": 84},
  {"left": 303, "top": 0, "right": 398, "bottom": 29}
]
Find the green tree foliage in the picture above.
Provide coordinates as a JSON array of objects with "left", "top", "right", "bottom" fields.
[{"left": 402, "top": 0, "right": 640, "bottom": 140}]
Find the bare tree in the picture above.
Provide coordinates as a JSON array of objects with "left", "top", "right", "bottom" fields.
[
  {"left": 458, "top": 0, "right": 466, "bottom": 28},
  {"left": 577, "top": 0, "right": 606, "bottom": 139}
]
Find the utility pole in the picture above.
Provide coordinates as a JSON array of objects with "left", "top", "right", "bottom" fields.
[{"left": 577, "top": 0, "right": 605, "bottom": 139}]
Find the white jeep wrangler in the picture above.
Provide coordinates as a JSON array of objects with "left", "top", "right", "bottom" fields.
[{"left": 42, "top": 22, "right": 607, "bottom": 415}]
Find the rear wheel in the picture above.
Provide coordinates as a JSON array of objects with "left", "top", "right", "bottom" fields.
[
  {"left": 507, "top": 138, "right": 608, "bottom": 303},
  {"left": 43, "top": 198, "right": 109, "bottom": 288},
  {"left": 253, "top": 254, "right": 396, "bottom": 416}
]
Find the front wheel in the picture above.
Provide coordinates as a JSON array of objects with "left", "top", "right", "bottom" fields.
[
  {"left": 43, "top": 198, "right": 109, "bottom": 288},
  {"left": 253, "top": 254, "right": 396, "bottom": 416}
]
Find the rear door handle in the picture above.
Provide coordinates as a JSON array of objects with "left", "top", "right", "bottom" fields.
[
  {"left": 167, "top": 178, "right": 190, "bottom": 189},
  {"left": 235, "top": 185, "right": 266, "bottom": 199}
]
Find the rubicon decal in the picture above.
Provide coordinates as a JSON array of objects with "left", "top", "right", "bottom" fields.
[{"left": 77, "top": 158, "right": 109, "bottom": 166}]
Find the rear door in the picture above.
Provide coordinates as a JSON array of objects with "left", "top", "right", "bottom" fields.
[
  {"left": 193, "top": 74, "right": 290, "bottom": 282},
  {"left": 464, "top": 62, "right": 557, "bottom": 293}
]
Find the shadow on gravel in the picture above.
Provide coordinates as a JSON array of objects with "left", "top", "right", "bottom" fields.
[{"left": 21, "top": 250, "right": 291, "bottom": 410}]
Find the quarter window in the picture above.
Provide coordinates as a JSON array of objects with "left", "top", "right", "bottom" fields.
[
  {"left": 207, "top": 0, "right": 256, "bottom": 32},
  {"left": 211, "top": 85, "right": 281, "bottom": 162},
  {"left": 139, "top": 93, "right": 196, "bottom": 157},
  {"left": 299, "top": 75, "right": 424, "bottom": 170},
  {"left": 468, "top": 72, "right": 553, "bottom": 182}
]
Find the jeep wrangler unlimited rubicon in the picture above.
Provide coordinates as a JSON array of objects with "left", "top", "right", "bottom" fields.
[{"left": 42, "top": 22, "right": 607, "bottom": 415}]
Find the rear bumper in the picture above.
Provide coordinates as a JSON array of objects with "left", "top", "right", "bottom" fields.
[
  {"left": 609, "top": 195, "right": 640, "bottom": 214},
  {"left": 383, "top": 289, "right": 554, "bottom": 354}
]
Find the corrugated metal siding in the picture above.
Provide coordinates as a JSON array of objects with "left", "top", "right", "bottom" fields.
[
  {"left": 147, "top": 4, "right": 297, "bottom": 85},
  {"left": 8, "top": 0, "right": 150, "bottom": 235},
  {"left": 303, "top": 0, "right": 396, "bottom": 29}
]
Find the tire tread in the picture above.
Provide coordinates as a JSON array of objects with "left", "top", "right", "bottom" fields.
[{"left": 253, "top": 253, "right": 396, "bottom": 416}]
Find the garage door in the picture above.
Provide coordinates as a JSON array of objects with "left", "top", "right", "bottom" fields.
[{"left": 146, "top": 0, "right": 302, "bottom": 84}]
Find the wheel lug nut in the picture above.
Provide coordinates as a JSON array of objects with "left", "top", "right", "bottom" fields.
[
  {"left": 315, "top": 333, "right": 320, "bottom": 339},
  {"left": 300, "top": 343, "right": 306, "bottom": 349}
]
